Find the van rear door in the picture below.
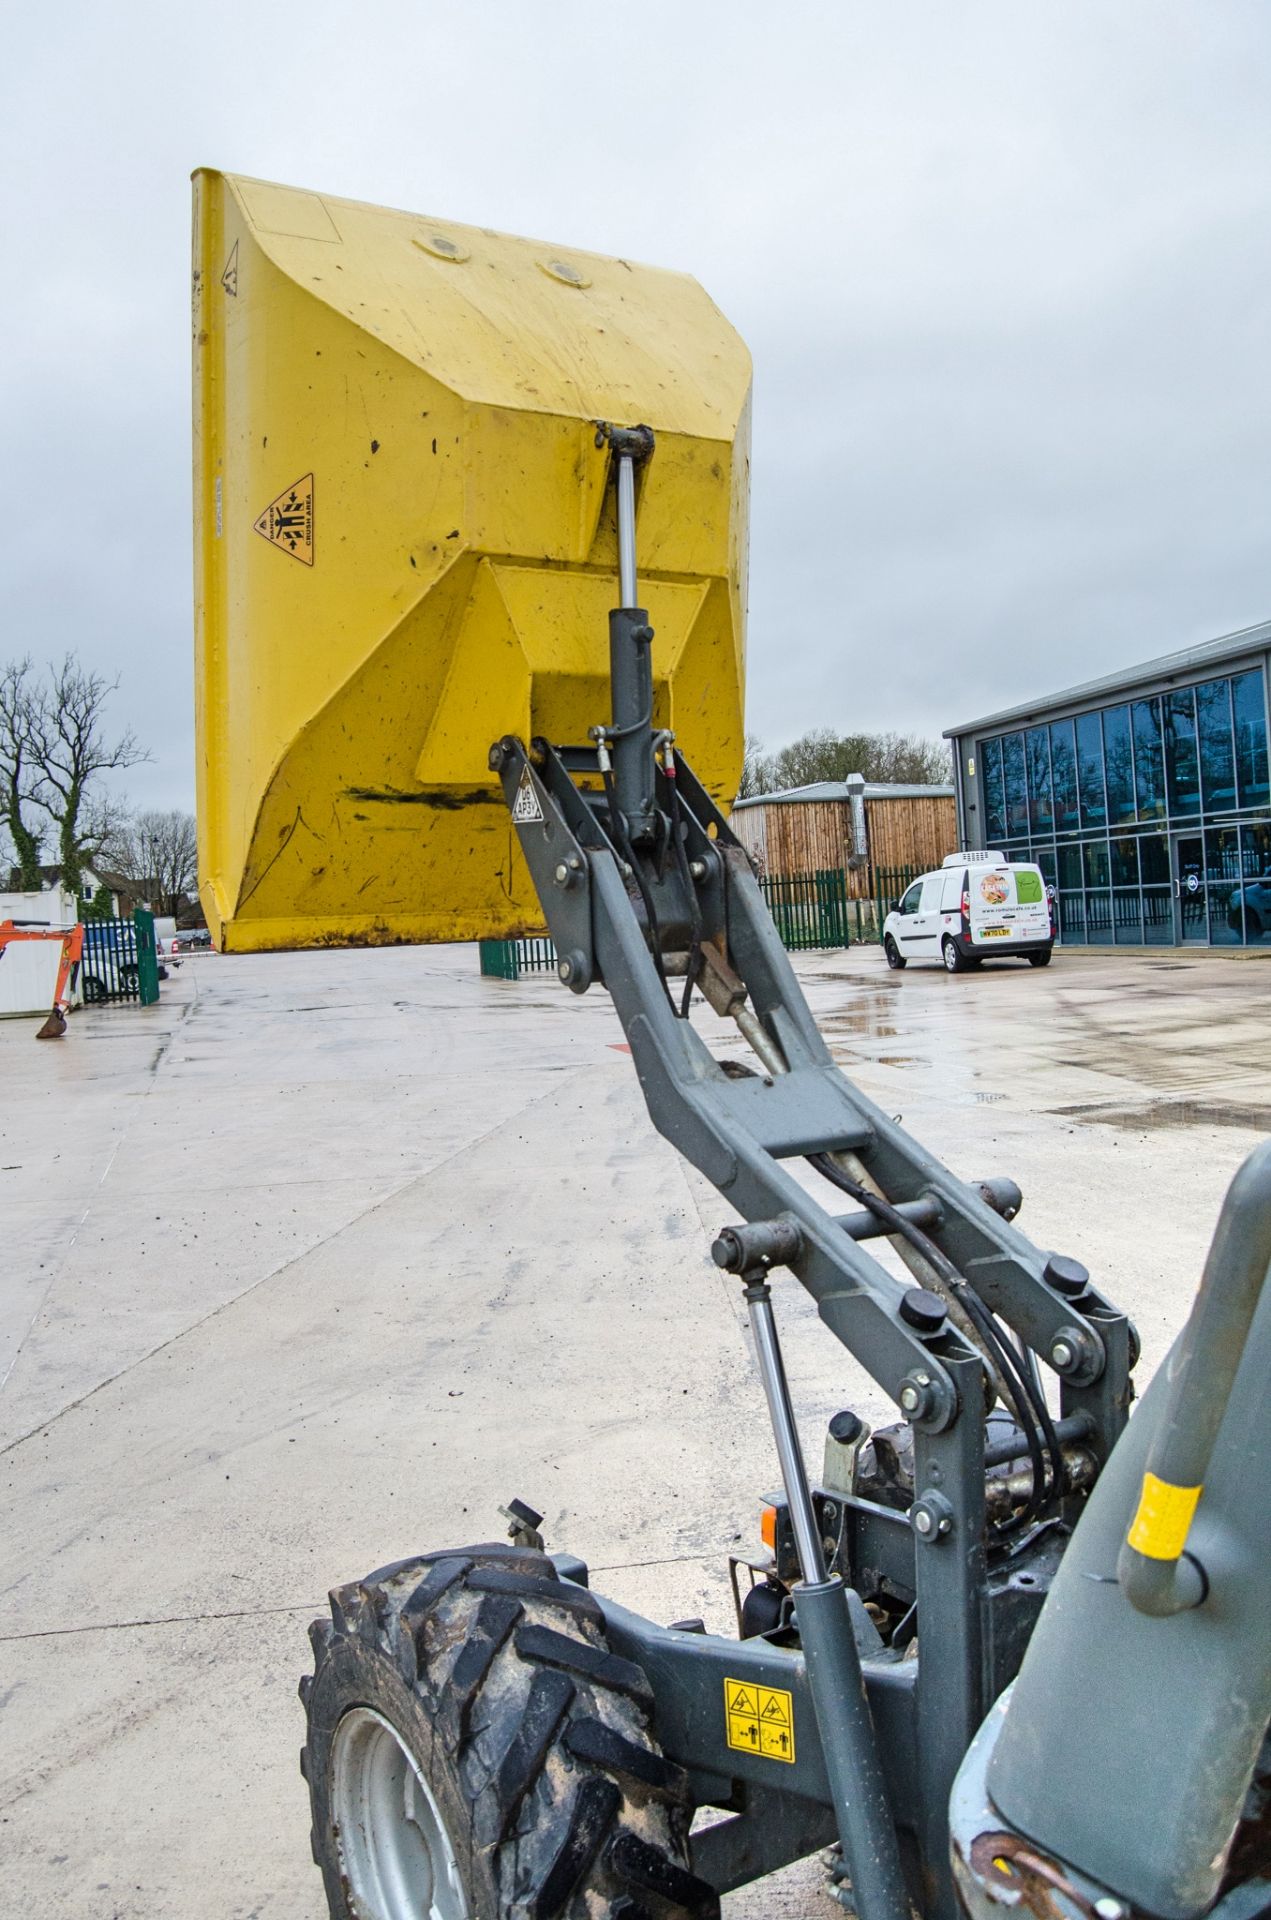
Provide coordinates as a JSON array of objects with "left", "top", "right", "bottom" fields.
[{"left": 968, "top": 865, "right": 1051, "bottom": 948}]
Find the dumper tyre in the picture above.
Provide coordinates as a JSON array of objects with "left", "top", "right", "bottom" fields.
[{"left": 301, "top": 1543, "right": 718, "bottom": 1920}]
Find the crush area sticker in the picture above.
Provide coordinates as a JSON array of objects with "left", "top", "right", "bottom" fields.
[
  {"left": 725, "top": 1678, "right": 795, "bottom": 1762},
  {"left": 253, "top": 474, "right": 314, "bottom": 565}
]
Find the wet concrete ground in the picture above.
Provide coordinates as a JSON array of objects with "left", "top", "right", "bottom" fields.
[{"left": 2, "top": 940, "right": 1268, "bottom": 1917}]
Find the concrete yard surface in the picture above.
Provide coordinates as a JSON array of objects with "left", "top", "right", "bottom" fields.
[{"left": 2, "top": 940, "right": 1270, "bottom": 1917}]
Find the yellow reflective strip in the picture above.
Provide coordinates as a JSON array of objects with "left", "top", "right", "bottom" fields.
[{"left": 1127, "top": 1471, "right": 1202, "bottom": 1560}]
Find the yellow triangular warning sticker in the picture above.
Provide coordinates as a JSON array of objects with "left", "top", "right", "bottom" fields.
[
  {"left": 762, "top": 1693, "right": 789, "bottom": 1722},
  {"left": 729, "top": 1685, "right": 759, "bottom": 1717},
  {"left": 253, "top": 474, "right": 314, "bottom": 565}
]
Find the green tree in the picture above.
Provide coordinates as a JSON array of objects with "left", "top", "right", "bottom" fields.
[{"left": 740, "top": 726, "right": 951, "bottom": 796}]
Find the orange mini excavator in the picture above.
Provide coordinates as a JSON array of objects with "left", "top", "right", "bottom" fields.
[{"left": 0, "top": 920, "right": 85, "bottom": 1039}]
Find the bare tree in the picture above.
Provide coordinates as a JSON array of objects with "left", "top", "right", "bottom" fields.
[
  {"left": 105, "top": 807, "right": 198, "bottom": 917},
  {"left": 0, "top": 658, "right": 45, "bottom": 890},
  {"left": 737, "top": 733, "right": 774, "bottom": 799},
  {"left": 26, "top": 656, "right": 148, "bottom": 899}
]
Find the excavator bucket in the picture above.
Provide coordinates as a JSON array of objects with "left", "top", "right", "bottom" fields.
[{"left": 192, "top": 171, "right": 751, "bottom": 952}]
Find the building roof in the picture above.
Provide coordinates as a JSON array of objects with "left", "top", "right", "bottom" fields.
[
  {"left": 733, "top": 778, "right": 955, "bottom": 810},
  {"left": 944, "top": 615, "right": 1271, "bottom": 741}
]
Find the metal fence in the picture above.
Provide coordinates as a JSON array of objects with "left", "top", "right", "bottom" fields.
[
  {"left": 758, "top": 869, "right": 853, "bottom": 950},
  {"left": 80, "top": 910, "right": 161, "bottom": 1006},
  {"left": 872, "top": 864, "right": 919, "bottom": 934},
  {"left": 479, "top": 868, "right": 925, "bottom": 975},
  {"left": 478, "top": 936, "right": 558, "bottom": 981}
]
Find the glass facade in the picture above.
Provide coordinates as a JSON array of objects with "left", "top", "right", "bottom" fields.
[{"left": 977, "top": 665, "right": 1271, "bottom": 947}]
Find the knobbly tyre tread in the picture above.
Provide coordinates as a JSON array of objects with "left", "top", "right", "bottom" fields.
[{"left": 300, "top": 1543, "right": 718, "bottom": 1918}]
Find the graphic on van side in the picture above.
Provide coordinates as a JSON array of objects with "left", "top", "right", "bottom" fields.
[
  {"left": 980, "top": 873, "right": 1009, "bottom": 906},
  {"left": 1015, "top": 871, "right": 1043, "bottom": 904}
]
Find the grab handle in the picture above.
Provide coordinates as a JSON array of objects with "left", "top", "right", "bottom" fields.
[{"left": 1118, "top": 1139, "right": 1271, "bottom": 1616}]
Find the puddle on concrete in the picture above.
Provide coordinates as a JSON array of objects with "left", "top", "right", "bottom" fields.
[{"left": 1055, "top": 1099, "right": 1271, "bottom": 1132}]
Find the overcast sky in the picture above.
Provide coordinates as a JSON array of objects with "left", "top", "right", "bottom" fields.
[{"left": 3, "top": 3, "right": 1270, "bottom": 813}]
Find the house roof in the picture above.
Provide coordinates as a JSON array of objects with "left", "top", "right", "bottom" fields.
[
  {"left": 733, "top": 778, "right": 955, "bottom": 810},
  {"left": 944, "top": 616, "right": 1271, "bottom": 741}
]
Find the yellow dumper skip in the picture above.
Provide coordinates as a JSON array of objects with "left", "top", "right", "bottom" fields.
[{"left": 192, "top": 171, "right": 751, "bottom": 952}]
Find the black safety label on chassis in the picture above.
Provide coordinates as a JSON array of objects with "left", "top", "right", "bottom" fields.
[
  {"left": 253, "top": 474, "right": 314, "bottom": 565},
  {"left": 724, "top": 1678, "right": 795, "bottom": 1762}
]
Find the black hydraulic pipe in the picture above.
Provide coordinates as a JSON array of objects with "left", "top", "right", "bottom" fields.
[{"left": 744, "top": 1279, "right": 909, "bottom": 1920}]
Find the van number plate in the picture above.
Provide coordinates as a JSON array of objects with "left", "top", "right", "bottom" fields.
[{"left": 980, "top": 927, "right": 1011, "bottom": 938}]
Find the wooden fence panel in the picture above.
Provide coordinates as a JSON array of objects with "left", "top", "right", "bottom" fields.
[{"left": 863, "top": 796, "right": 956, "bottom": 875}]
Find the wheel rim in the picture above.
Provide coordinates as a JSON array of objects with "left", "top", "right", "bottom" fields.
[
  {"left": 944, "top": 942, "right": 957, "bottom": 970},
  {"left": 331, "top": 1706, "right": 468, "bottom": 1920}
]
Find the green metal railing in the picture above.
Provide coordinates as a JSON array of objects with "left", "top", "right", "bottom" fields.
[
  {"left": 480, "top": 868, "right": 920, "bottom": 976},
  {"left": 80, "top": 909, "right": 161, "bottom": 1006},
  {"left": 872, "top": 864, "right": 919, "bottom": 933},
  {"left": 478, "top": 937, "right": 558, "bottom": 981},
  {"left": 759, "top": 869, "right": 853, "bottom": 950}
]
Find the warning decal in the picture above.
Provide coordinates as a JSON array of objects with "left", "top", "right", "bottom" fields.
[
  {"left": 725, "top": 1677, "right": 794, "bottom": 1763},
  {"left": 511, "top": 767, "right": 545, "bottom": 825},
  {"left": 253, "top": 475, "right": 314, "bottom": 565},
  {"left": 221, "top": 240, "right": 239, "bottom": 297}
]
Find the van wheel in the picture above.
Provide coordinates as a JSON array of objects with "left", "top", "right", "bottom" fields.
[
  {"left": 942, "top": 937, "right": 968, "bottom": 974},
  {"left": 1027, "top": 950, "right": 1053, "bottom": 967},
  {"left": 884, "top": 936, "right": 906, "bottom": 970}
]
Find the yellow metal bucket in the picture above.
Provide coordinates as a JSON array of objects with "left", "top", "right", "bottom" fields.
[{"left": 192, "top": 171, "right": 751, "bottom": 951}]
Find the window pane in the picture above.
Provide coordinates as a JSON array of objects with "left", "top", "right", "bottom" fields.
[
  {"left": 982, "top": 738, "right": 1006, "bottom": 843},
  {"left": 1232, "top": 669, "right": 1270, "bottom": 809},
  {"left": 1076, "top": 711, "right": 1106, "bottom": 827},
  {"left": 1110, "top": 835, "right": 1139, "bottom": 887},
  {"left": 1143, "top": 888, "right": 1172, "bottom": 944},
  {"left": 1113, "top": 891, "right": 1142, "bottom": 943},
  {"left": 1239, "top": 821, "right": 1271, "bottom": 946},
  {"left": 1164, "top": 687, "right": 1199, "bottom": 817},
  {"left": 1132, "top": 697, "right": 1164, "bottom": 820},
  {"left": 1138, "top": 833, "right": 1169, "bottom": 886},
  {"left": 1083, "top": 839, "right": 1109, "bottom": 889},
  {"left": 1057, "top": 842, "right": 1083, "bottom": 890},
  {"left": 1026, "top": 727, "right": 1053, "bottom": 834},
  {"left": 1102, "top": 706, "right": 1135, "bottom": 824},
  {"left": 1049, "top": 721, "right": 1078, "bottom": 831},
  {"left": 1057, "top": 889, "right": 1086, "bottom": 943},
  {"left": 1197, "top": 678, "right": 1236, "bottom": 813},
  {"left": 1085, "top": 890, "right": 1112, "bottom": 940},
  {"left": 1205, "top": 826, "right": 1241, "bottom": 946},
  {"left": 1001, "top": 732, "right": 1028, "bottom": 838}
]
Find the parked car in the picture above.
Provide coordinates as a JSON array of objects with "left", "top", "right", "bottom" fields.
[
  {"left": 884, "top": 852, "right": 1054, "bottom": 973},
  {"left": 1227, "top": 872, "right": 1271, "bottom": 936},
  {"left": 173, "top": 928, "right": 213, "bottom": 951}
]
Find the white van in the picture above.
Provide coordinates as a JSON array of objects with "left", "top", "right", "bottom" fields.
[{"left": 883, "top": 852, "right": 1054, "bottom": 974}]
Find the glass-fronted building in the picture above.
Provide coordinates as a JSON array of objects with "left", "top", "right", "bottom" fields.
[{"left": 945, "top": 622, "right": 1271, "bottom": 948}]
